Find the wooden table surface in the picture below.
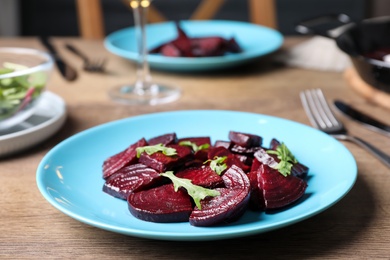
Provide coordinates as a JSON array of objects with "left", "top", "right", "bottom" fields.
[{"left": 1, "top": 37, "right": 390, "bottom": 259}]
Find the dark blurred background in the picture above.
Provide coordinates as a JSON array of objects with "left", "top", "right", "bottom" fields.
[{"left": 1, "top": 0, "right": 388, "bottom": 37}]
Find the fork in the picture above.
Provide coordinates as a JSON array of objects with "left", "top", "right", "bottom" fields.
[
  {"left": 65, "top": 43, "right": 106, "bottom": 72},
  {"left": 300, "top": 88, "right": 390, "bottom": 168}
]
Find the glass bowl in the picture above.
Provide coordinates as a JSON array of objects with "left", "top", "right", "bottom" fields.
[{"left": 0, "top": 47, "right": 54, "bottom": 130}]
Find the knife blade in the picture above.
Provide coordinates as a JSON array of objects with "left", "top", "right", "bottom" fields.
[
  {"left": 334, "top": 100, "right": 390, "bottom": 137},
  {"left": 40, "top": 36, "right": 78, "bottom": 81}
]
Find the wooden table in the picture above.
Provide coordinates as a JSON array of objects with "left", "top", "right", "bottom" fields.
[{"left": 1, "top": 37, "right": 390, "bottom": 259}]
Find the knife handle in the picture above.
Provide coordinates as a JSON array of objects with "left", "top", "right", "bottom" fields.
[
  {"left": 65, "top": 44, "right": 89, "bottom": 61},
  {"left": 40, "top": 36, "right": 58, "bottom": 55}
]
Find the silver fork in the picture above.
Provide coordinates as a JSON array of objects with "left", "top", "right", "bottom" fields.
[
  {"left": 300, "top": 88, "right": 390, "bottom": 168},
  {"left": 65, "top": 44, "right": 106, "bottom": 72}
]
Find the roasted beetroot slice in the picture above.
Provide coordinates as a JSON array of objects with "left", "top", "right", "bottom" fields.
[
  {"left": 208, "top": 146, "right": 231, "bottom": 159},
  {"left": 175, "top": 166, "right": 224, "bottom": 188},
  {"left": 233, "top": 153, "right": 253, "bottom": 166},
  {"left": 128, "top": 184, "right": 193, "bottom": 223},
  {"left": 226, "top": 154, "right": 250, "bottom": 173},
  {"left": 291, "top": 162, "right": 309, "bottom": 179},
  {"left": 178, "top": 136, "right": 211, "bottom": 148},
  {"left": 250, "top": 156, "right": 262, "bottom": 172},
  {"left": 171, "top": 23, "right": 193, "bottom": 57},
  {"left": 207, "top": 146, "right": 251, "bottom": 173},
  {"left": 178, "top": 136, "right": 211, "bottom": 161},
  {"left": 194, "top": 149, "right": 209, "bottom": 162},
  {"left": 149, "top": 23, "right": 192, "bottom": 57},
  {"left": 181, "top": 159, "right": 205, "bottom": 169},
  {"left": 191, "top": 37, "right": 225, "bottom": 57},
  {"left": 103, "top": 163, "right": 163, "bottom": 200},
  {"left": 160, "top": 44, "right": 181, "bottom": 57},
  {"left": 269, "top": 138, "right": 281, "bottom": 150},
  {"left": 262, "top": 141, "right": 309, "bottom": 179},
  {"left": 228, "top": 131, "right": 262, "bottom": 148},
  {"left": 206, "top": 146, "right": 238, "bottom": 174},
  {"left": 214, "top": 140, "right": 231, "bottom": 149},
  {"left": 230, "top": 143, "right": 261, "bottom": 155},
  {"left": 248, "top": 168, "right": 266, "bottom": 210},
  {"left": 260, "top": 164, "right": 307, "bottom": 209},
  {"left": 148, "top": 133, "right": 177, "bottom": 146},
  {"left": 102, "top": 138, "right": 148, "bottom": 179},
  {"left": 226, "top": 37, "right": 242, "bottom": 53},
  {"left": 253, "top": 148, "right": 279, "bottom": 169},
  {"left": 189, "top": 165, "right": 250, "bottom": 226},
  {"left": 139, "top": 144, "right": 193, "bottom": 172}
]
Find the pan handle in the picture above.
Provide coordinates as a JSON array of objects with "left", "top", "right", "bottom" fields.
[{"left": 295, "top": 14, "right": 353, "bottom": 38}]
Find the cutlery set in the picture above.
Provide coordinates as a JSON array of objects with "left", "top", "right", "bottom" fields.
[
  {"left": 40, "top": 36, "right": 78, "bottom": 81},
  {"left": 65, "top": 44, "right": 106, "bottom": 73},
  {"left": 40, "top": 37, "right": 106, "bottom": 81},
  {"left": 300, "top": 89, "right": 390, "bottom": 168}
]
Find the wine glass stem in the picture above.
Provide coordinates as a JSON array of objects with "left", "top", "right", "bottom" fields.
[{"left": 132, "top": 2, "right": 156, "bottom": 95}]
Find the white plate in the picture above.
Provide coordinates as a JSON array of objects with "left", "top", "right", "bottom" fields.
[{"left": 0, "top": 91, "right": 66, "bottom": 157}]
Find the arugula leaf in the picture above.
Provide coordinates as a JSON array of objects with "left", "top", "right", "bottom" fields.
[
  {"left": 204, "top": 156, "right": 227, "bottom": 175},
  {"left": 160, "top": 171, "right": 220, "bottom": 209},
  {"left": 179, "top": 140, "right": 210, "bottom": 152},
  {"left": 136, "top": 143, "right": 177, "bottom": 158},
  {"left": 267, "top": 143, "right": 297, "bottom": 177}
]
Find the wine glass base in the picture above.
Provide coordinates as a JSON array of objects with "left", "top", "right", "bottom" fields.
[{"left": 109, "top": 84, "right": 181, "bottom": 105}]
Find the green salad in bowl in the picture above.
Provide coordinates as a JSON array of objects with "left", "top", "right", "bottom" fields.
[{"left": 0, "top": 47, "right": 54, "bottom": 130}]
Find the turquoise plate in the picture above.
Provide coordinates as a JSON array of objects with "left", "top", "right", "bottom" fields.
[
  {"left": 36, "top": 110, "right": 357, "bottom": 241},
  {"left": 104, "top": 20, "right": 283, "bottom": 71}
]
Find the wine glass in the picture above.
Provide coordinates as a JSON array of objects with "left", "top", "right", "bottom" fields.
[{"left": 109, "top": 0, "right": 181, "bottom": 105}]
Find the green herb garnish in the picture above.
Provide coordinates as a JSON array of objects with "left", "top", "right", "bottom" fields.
[
  {"left": 179, "top": 140, "right": 210, "bottom": 152},
  {"left": 267, "top": 143, "right": 297, "bottom": 177},
  {"left": 204, "top": 156, "right": 227, "bottom": 175},
  {"left": 136, "top": 143, "right": 177, "bottom": 158},
  {"left": 160, "top": 171, "right": 220, "bottom": 209}
]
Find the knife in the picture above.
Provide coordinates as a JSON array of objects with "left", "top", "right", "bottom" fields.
[
  {"left": 334, "top": 100, "right": 390, "bottom": 137},
  {"left": 40, "top": 36, "right": 78, "bottom": 81}
]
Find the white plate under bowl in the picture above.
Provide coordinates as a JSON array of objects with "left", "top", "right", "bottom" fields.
[{"left": 0, "top": 91, "right": 66, "bottom": 157}]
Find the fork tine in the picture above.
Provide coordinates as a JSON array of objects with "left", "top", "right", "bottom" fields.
[
  {"left": 300, "top": 89, "right": 341, "bottom": 130},
  {"left": 84, "top": 59, "right": 105, "bottom": 72},
  {"left": 92, "top": 59, "right": 106, "bottom": 71},
  {"left": 314, "top": 89, "right": 341, "bottom": 127},
  {"left": 300, "top": 90, "right": 323, "bottom": 129},
  {"left": 310, "top": 89, "right": 335, "bottom": 128}
]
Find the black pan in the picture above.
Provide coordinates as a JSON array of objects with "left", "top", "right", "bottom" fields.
[{"left": 296, "top": 14, "right": 390, "bottom": 93}]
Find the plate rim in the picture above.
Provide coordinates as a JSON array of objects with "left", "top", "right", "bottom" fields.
[{"left": 36, "top": 110, "right": 357, "bottom": 241}]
